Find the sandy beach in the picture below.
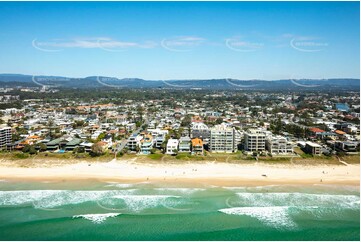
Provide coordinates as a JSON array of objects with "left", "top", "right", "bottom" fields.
[{"left": 0, "top": 159, "right": 359, "bottom": 186}]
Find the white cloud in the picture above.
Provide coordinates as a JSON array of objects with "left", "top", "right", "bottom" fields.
[
  {"left": 162, "top": 36, "right": 205, "bottom": 47},
  {"left": 33, "top": 37, "right": 157, "bottom": 50}
]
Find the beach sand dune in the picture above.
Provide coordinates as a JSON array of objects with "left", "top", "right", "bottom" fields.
[{"left": 0, "top": 160, "right": 359, "bottom": 186}]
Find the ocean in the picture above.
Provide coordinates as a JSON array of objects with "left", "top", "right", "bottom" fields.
[{"left": 0, "top": 179, "right": 359, "bottom": 241}]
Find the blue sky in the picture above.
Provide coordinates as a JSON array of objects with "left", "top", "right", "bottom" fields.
[{"left": 0, "top": 1, "right": 359, "bottom": 80}]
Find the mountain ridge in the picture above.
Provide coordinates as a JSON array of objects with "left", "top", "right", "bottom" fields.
[{"left": 0, "top": 74, "right": 359, "bottom": 90}]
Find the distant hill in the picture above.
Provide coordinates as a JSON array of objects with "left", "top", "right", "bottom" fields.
[{"left": 0, "top": 74, "right": 359, "bottom": 90}]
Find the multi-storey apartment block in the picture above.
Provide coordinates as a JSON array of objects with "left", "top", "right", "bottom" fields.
[
  {"left": 178, "top": 136, "right": 191, "bottom": 153},
  {"left": 190, "top": 122, "right": 210, "bottom": 140},
  {"left": 244, "top": 129, "right": 266, "bottom": 152},
  {"left": 0, "top": 126, "right": 11, "bottom": 150},
  {"left": 266, "top": 135, "right": 294, "bottom": 155},
  {"left": 209, "top": 124, "right": 236, "bottom": 153},
  {"left": 305, "top": 141, "right": 322, "bottom": 155}
]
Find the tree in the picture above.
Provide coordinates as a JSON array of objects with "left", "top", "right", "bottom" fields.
[
  {"left": 215, "top": 118, "right": 223, "bottom": 125},
  {"left": 38, "top": 143, "right": 47, "bottom": 152},
  {"left": 136, "top": 121, "right": 142, "bottom": 128},
  {"left": 29, "top": 146, "right": 37, "bottom": 155},
  {"left": 96, "top": 132, "right": 106, "bottom": 142},
  {"left": 91, "top": 143, "right": 104, "bottom": 156},
  {"left": 22, "top": 145, "right": 31, "bottom": 153},
  {"left": 181, "top": 115, "right": 192, "bottom": 127}
]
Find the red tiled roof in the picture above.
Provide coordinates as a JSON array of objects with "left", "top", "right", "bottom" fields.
[
  {"left": 335, "top": 130, "right": 346, "bottom": 135},
  {"left": 309, "top": 127, "right": 325, "bottom": 133},
  {"left": 192, "top": 138, "right": 203, "bottom": 146}
]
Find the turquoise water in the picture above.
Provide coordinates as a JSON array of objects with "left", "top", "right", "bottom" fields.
[{"left": 0, "top": 180, "right": 359, "bottom": 241}]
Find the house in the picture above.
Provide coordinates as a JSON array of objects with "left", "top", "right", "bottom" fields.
[
  {"left": 127, "top": 134, "right": 142, "bottom": 151},
  {"left": 191, "top": 138, "right": 203, "bottom": 154},
  {"left": 309, "top": 127, "right": 325, "bottom": 135},
  {"left": 304, "top": 142, "right": 322, "bottom": 155},
  {"left": 65, "top": 138, "right": 82, "bottom": 151},
  {"left": 15, "top": 139, "right": 30, "bottom": 150},
  {"left": 79, "top": 141, "right": 94, "bottom": 152},
  {"left": 178, "top": 136, "right": 191, "bottom": 153},
  {"left": 334, "top": 123, "right": 359, "bottom": 135},
  {"left": 91, "top": 130, "right": 103, "bottom": 140},
  {"left": 94, "top": 141, "right": 109, "bottom": 152},
  {"left": 126, "top": 123, "right": 136, "bottom": 132},
  {"left": 154, "top": 133, "right": 167, "bottom": 149},
  {"left": 317, "top": 132, "right": 337, "bottom": 140},
  {"left": 335, "top": 130, "right": 346, "bottom": 139},
  {"left": 166, "top": 139, "right": 179, "bottom": 155},
  {"left": 26, "top": 135, "right": 42, "bottom": 144},
  {"left": 335, "top": 141, "right": 358, "bottom": 152},
  {"left": 140, "top": 134, "right": 153, "bottom": 154},
  {"left": 45, "top": 138, "right": 63, "bottom": 151},
  {"left": 45, "top": 136, "right": 72, "bottom": 151}
]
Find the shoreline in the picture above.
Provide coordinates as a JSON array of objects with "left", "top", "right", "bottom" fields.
[{"left": 0, "top": 160, "right": 359, "bottom": 186}]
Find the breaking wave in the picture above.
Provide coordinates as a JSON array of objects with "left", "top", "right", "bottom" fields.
[
  {"left": 112, "top": 195, "right": 182, "bottom": 212},
  {"left": 219, "top": 206, "right": 298, "bottom": 229},
  {"left": 104, "top": 183, "right": 134, "bottom": 189},
  {"left": 231, "top": 192, "right": 360, "bottom": 209},
  {"left": 154, "top": 188, "right": 206, "bottom": 195},
  {"left": 72, "top": 213, "right": 120, "bottom": 224},
  {"left": 0, "top": 190, "right": 136, "bottom": 209}
]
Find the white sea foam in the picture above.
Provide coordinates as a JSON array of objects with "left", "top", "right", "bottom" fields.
[
  {"left": 0, "top": 190, "right": 136, "bottom": 209},
  {"left": 72, "top": 213, "right": 120, "bottom": 224},
  {"left": 112, "top": 195, "right": 181, "bottom": 212},
  {"left": 223, "top": 185, "right": 280, "bottom": 192},
  {"left": 154, "top": 188, "right": 205, "bottom": 195},
  {"left": 105, "top": 183, "right": 134, "bottom": 189},
  {"left": 233, "top": 192, "right": 360, "bottom": 209},
  {"left": 219, "top": 206, "right": 297, "bottom": 229}
]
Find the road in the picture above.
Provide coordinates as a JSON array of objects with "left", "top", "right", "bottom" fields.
[{"left": 116, "top": 119, "right": 149, "bottom": 153}]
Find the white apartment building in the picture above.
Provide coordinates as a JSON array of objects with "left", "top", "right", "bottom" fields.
[
  {"left": 266, "top": 135, "right": 294, "bottom": 155},
  {"left": 0, "top": 126, "right": 11, "bottom": 150},
  {"left": 209, "top": 124, "right": 236, "bottom": 153},
  {"left": 127, "top": 134, "right": 142, "bottom": 151},
  {"left": 166, "top": 139, "right": 179, "bottom": 155},
  {"left": 244, "top": 129, "right": 266, "bottom": 152},
  {"left": 190, "top": 122, "right": 210, "bottom": 140},
  {"left": 305, "top": 141, "right": 322, "bottom": 155},
  {"left": 178, "top": 136, "right": 191, "bottom": 153}
]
